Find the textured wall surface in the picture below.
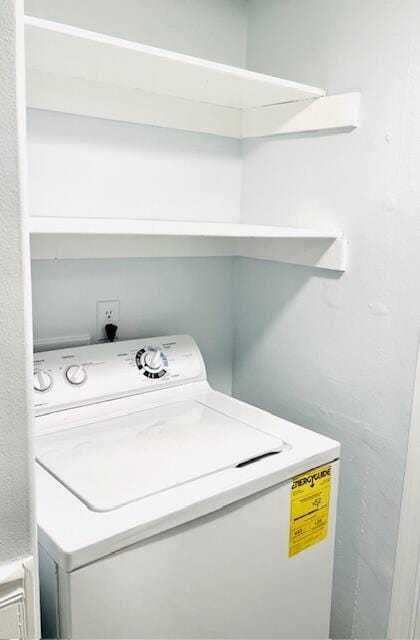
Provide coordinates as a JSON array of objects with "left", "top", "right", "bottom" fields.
[
  {"left": 234, "top": 1, "right": 420, "bottom": 637},
  {"left": 0, "top": 0, "right": 35, "bottom": 562}
]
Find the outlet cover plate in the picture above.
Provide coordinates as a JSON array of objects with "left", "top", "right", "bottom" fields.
[{"left": 97, "top": 300, "right": 120, "bottom": 340}]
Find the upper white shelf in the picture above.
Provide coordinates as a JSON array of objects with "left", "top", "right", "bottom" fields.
[
  {"left": 25, "top": 16, "right": 325, "bottom": 109},
  {"left": 29, "top": 217, "right": 345, "bottom": 272},
  {"left": 29, "top": 217, "right": 338, "bottom": 239},
  {"left": 24, "top": 16, "right": 360, "bottom": 138}
]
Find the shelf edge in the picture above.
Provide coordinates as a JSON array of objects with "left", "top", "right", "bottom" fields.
[
  {"left": 28, "top": 217, "right": 341, "bottom": 240},
  {"left": 29, "top": 230, "right": 346, "bottom": 271}
]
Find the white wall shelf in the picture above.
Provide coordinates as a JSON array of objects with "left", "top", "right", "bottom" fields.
[
  {"left": 29, "top": 217, "right": 346, "bottom": 271},
  {"left": 25, "top": 16, "right": 360, "bottom": 139},
  {"left": 25, "top": 17, "right": 352, "bottom": 271}
]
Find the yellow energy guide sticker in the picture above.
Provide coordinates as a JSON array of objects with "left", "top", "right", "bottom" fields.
[{"left": 289, "top": 463, "right": 332, "bottom": 557}]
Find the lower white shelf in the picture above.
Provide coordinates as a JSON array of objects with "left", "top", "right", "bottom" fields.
[{"left": 29, "top": 217, "right": 346, "bottom": 271}]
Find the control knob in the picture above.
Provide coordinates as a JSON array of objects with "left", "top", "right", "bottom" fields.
[
  {"left": 34, "top": 370, "right": 52, "bottom": 392},
  {"left": 66, "top": 365, "right": 87, "bottom": 386},
  {"left": 144, "top": 350, "right": 163, "bottom": 370}
]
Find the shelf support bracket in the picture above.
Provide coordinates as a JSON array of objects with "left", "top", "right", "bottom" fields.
[
  {"left": 241, "top": 92, "right": 360, "bottom": 139},
  {"left": 236, "top": 236, "right": 346, "bottom": 271}
]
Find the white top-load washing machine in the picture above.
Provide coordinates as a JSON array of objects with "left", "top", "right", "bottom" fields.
[{"left": 34, "top": 335, "right": 339, "bottom": 639}]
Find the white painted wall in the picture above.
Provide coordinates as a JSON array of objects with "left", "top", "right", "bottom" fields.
[
  {"left": 24, "top": 0, "right": 247, "bottom": 66},
  {"left": 234, "top": 1, "right": 420, "bottom": 638},
  {"left": 388, "top": 337, "right": 420, "bottom": 639},
  {"left": 26, "top": 0, "right": 247, "bottom": 395},
  {"left": 27, "top": 109, "right": 241, "bottom": 223},
  {"left": 0, "top": 0, "right": 35, "bottom": 563}
]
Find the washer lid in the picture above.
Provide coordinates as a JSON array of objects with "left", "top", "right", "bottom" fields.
[{"left": 36, "top": 400, "right": 284, "bottom": 512}]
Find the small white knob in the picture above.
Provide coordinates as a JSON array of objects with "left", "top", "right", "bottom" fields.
[
  {"left": 144, "top": 350, "right": 163, "bottom": 370},
  {"left": 34, "top": 370, "right": 52, "bottom": 392},
  {"left": 66, "top": 365, "right": 87, "bottom": 385}
]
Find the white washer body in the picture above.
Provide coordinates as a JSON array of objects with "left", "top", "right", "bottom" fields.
[{"left": 34, "top": 335, "right": 340, "bottom": 639}]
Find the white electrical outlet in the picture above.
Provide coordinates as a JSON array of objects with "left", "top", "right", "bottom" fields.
[{"left": 97, "top": 300, "right": 120, "bottom": 340}]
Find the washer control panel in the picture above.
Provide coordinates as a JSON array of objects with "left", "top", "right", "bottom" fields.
[{"left": 34, "top": 335, "right": 206, "bottom": 415}]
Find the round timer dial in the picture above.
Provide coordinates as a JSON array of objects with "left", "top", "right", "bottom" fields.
[
  {"left": 144, "top": 350, "right": 163, "bottom": 370},
  {"left": 135, "top": 347, "right": 168, "bottom": 379}
]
